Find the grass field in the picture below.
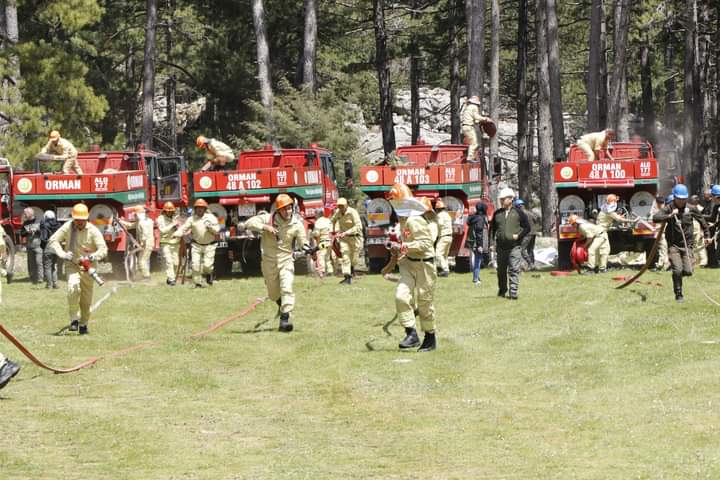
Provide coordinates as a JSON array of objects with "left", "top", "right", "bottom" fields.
[{"left": 1, "top": 265, "right": 720, "bottom": 479}]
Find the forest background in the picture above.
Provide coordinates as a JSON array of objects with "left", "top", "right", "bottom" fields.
[{"left": 0, "top": 0, "right": 717, "bottom": 235}]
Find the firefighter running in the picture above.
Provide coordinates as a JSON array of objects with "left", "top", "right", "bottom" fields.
[
  {"left": 120, "top": 205, "right": 154, "bottom": 281},
  {"left": 38, "top": 130, "right": 81, "bottom": 174},
  {"left": 311, "top": 208, "right": 334, "bottom": 277},
  {"left": 461, "top": 96, "right": 493, "bottom": 162},
  {"left": 156, "top": 202, "right": 181, "bottom": 285},
  {"left": 196, "top": 135, "right": 235, "bottom": 171},
  {"left": 434, "top": 199, "right": 453, "bottom": 277},
  {"left": 244, "top": 194, "right": 310, "bottom": 332},
  {"left": 331, "top": 197, "right": 364, "bottom": 285},
  {"left": 48, "top": 203, "right": 108, "bottom": 335},
  {"left": 576, "top": 129, "right": 615, "bottom": 162},
  {"left": 174, "top": 199, "right": 220, "bottom": 288},
  {"left": 386, "top": 183, "right": 438, "bottom": 352}
]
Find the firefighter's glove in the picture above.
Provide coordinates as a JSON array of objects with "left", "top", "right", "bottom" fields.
[
  {"left": 62, "top": 251, "right": 74, "bottom": 261},
  {"left": 388, "top": 241, "right": 402, "bottom": 255},
  {"left": 87, "top": 253, "right": 96, "bottom": 262}
]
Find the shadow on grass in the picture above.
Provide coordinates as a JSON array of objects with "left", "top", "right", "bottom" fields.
[
  {"left": 228, "top": 327, "right": 277, "bottom": 335},
  {"left": 630, "top": 289, "right": 647, "bottom": 302}
]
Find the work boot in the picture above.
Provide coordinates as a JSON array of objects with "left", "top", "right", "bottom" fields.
[
  {"left": 167, "top": 279, "right": 176, "bottom": 286},
  {"left": 497, "top": 290, "right": 507, "bottom": 298},
  {"left": 339, "top": 274, "right": 352, "bottom": 285},
  {"left": 438, "top": 270, "right": 449, "bottom": 278},
  {"left": 52, "top": 283, "right": 59, "bottom": 289},
  {"left": 205, "top": 274, "right": 214, "bottom": 286},
  {"left": 6, "top": 272, "right": 12, "bottom": 284},
  {"left": 417, "top": 332, "right": 436, "bottom": 352},
  {"left": 672, "top": 276, "right": 683, "bottom": 301},
  {"left": 194, "top": 283, "right": 204, "bottom": 289},
  {"left": 69, "top": 319, "right": 79, "bottom": 332},
  {"left": 278, "top": 313, "right": 293, "bottom": 332},
  {"left": 0, "top": 359, "right": 21, "bottom": 390},
  {"left": 79, "top": 325, "right": 88, "bottom": 335},
  {"left": 398, "top": 327, "right": 420, "bottom": 349}
]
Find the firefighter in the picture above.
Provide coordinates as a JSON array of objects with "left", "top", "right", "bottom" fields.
[
  {"left": 39, "top": 130, "right": 81, "bottom": 174},
  {"left": 419, "top": 197, "right": 438, "bottom": 243},
  {"left": 386, "top": 183, "right": 438, "bottom": 352},
  {"left": 567, "top": 214, "right": 610, "bottom": 274},
  {"left": 120, "top": 205, "right": 154, "bottom": 281},
  {"left": 20, "top": 207, "right": 43, "bottom": 284},
  {"left": 174, "top": 199, "right": 220, "bottom": 287},
  {"left": 156, "top": 202, "right": 181, "bottom": 285},
  {"left": 461, "top": 96, "right": 493, "bottom": 162},
  {"left": 311, "top": 208, "right": 334, "bottom": 277},
  {"left": 651, "top": 195, "right": 670, "bottom": 271},
  {"left": 196, "top": 135, "right": 235, "bottom": 171},
  {"left": 652, "top": 184, "right": 710, "bottom": 301},
  {"left": 48, "top": 203, "right": 108, "bottom": 335},
  {"left": 434, "top": 199, "right": 453, "bottom": 277},
  {"left": 0, "top": 352, "right": 20, "bottom": 390},
  {"left": 689, "top": 195, "right": 708, "bottom": 267},
  {"left": 331, "top": 197, "right": 364, "bottom": 285},
  {"left": 244, "top": 194, "right": 309, "bottom": 332},
  {"left": 597, "top": 194, "right": 636, "bottom": 230},
  {"left": 703, "top": 184, "right": 720, "bottom": 268},
  {"left": 490, "top": 188, "right": 530, "bottom": 299},
  {"left": 577, "top": 129, "right": 615, "bottom": 162}
]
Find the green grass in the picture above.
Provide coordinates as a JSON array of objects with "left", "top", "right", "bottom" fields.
[{"left": 2, "top": 266, "right": 720, "bottom": 479}]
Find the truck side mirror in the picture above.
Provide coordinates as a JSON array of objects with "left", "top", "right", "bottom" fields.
[
  {"left": 344, "top": 160, "right": 354, "bottom": 180},
  {"left": 493, "top": 155, "right": 502, "bottom": 177}
]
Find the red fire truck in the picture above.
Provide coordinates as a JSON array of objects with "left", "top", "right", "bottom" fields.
[
  {"left": 191, "top": 144, "right": 342, "bottom": 274},
  {"left": 359, "top": 142, "right": 495, "bottom": 273},
  {"left": 0, "top": 157, "right": 16, "bottom": 276},
  {"left": 10, "top": 147, "right": 188, "bottom": 275},
  {"left": 554, "top": 140, "right": 659, "bottom": 270}
]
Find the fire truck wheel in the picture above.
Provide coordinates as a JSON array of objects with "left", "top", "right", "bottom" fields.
[
  {"left": 213, "top": 249, "right": 232, "bottom": 278},
  {"left": 368, "top": 256, "right": 388, "bottom": 274},
  {"left": 108, "top": 252, "right": 127, "bottom": 279}
]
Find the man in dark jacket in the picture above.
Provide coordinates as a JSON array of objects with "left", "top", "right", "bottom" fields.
[
  {"left": 490, "top": 188, "right": 530, "bottom": 300},
  {"left": 653, "top": 184, "right": 710, "bottom": 301},
  {"left": 40, "top": 210, "right": 62, "bottom": 289},
  {"left": 20, "top": 207, "right": 43, "bottom": 284},
  {"left": 466, "top": 202, "right": 489, "bottom": 284},
  {"left": 702, "top": 184, "right": 720, "bottom": 268}
]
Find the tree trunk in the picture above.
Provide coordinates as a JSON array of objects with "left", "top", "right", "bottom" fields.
[
  {"left": 141, "top": 0, "right": 158, "bottom": 149},
  {"left": 410, "top": 0, "right": 421, "bottom": 144},
  {"left": 545, "top": 0, "right": 565, "bottom": 161},
  {"left": 373, "top": 0, "right": 396, "bottom": 156},
  {"left": 516, "top": 0, "right": 529, "bottom": 201},
  {"left": 664, "top": 39, "right": 676, "bottom": 130},
  {"left": 608, "top": 0, "right": 630, "bottom": 139},
  {"left": 587, "top": 0, "right": 603, "bottom": 131},
  {"left": 252, "top": 0, "right": 273, "bottom": 131},
  {"left": 466, "top": 0, "right": 485, "bottom": 98},
  {"left": 536, "top": 0, "right": 555, "bottom": 235},
  {"left": 1, "top": 0, "right": 19, "bottom": 108},
  {"left": 489, "top": 0, "right": 500, "bottom": 165},
  {"left": 448, "top": 0, "right": 462, "bottom": 144},
  {"left": 165, "top": 0, "right": 177, "bottom": 152},
  {"left": 301, "top": 0, "right": 317, "bottom": 91},
  {"left": 125, "top": 46, "right": 137, "bottom": 149},
  {"left": 598, "top": 6, "right": 609, "bottom": 129},
  {"left": 640, "top": 32, "right": 655, "bottom": 143},
  {"left": 683, "top": 0, "right": 702, "bottom": 193}
]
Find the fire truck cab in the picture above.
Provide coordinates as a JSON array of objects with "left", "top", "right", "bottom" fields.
[
  {"left": 359, "top": 142, "right": 494, "bottom": 273},
  {"left": 554, "top": 140, "right": 659, "bottom": 270}
]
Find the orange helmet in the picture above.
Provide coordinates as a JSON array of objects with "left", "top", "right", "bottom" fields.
[
  {"left": 71, "top": 203, "right": 89, "bottom": 220},
  {"left": 275, "top": 194, "right": 293, "bottom": 210},
  {"left": 49, "top": 130, "right": 60, "bottom": 141},
  {"left": 162, "top": 202, "right": 176, "bottom": 213},
  {"left": 419, "top": 197, "right": 433, "bottom": 212},
  {"left": 194, "top": 198, "right": 209, "bottom": 208},
  {"left": 196, "top": 135, "right": 208, "bottom": 148},
  {"left": 567, "top": 214, "right": 579, "bottom": 225},
  {"left": 386, "top": 183, "right": 413, "bottom": 201},
  {"left": 435, "top": 199, "right": 445, "bottom": 210}
]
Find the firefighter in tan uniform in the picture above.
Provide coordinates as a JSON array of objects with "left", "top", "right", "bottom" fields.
[
  {"left": 434, "top": 199, "right": 453, "bottom": 277},
  {"left": 197, "top": 135, "right": 235, "bottom": 171},
  {"left": 596, "top": 194, "right": 635, "bottom": 230},
  {"left": 120, "top": 205, "right": 155, "bottom": 280},
  {"left": 156, "top": 202, "right": 181, "bottom": 285},
  {"left": 244, "top": 194, "right": 309, "bottom": 332},
  {"left": 568, "top": 214, "right": 610, "bottom": 273},
  {"left": 461, "top": 96, "right": 493, "bottom": 162},
  {"left": 387, "top": 183, "right": 438, "bottom": 352},
  {"left": 577, "top": 129, "right": 615, "bottom": 161},
  {"left": 48, "top": 203, "right": 108, "bottom": 334},
  {"left": 689, "top": 195, "right": 708, "bottom": 266},
  {"left": 312, "top": 208, "right": 334, "bottom": 277},
  {"left": 331, "top": 197, "right": 364, "bottom": 285},
  {"left": 175, "top": 199, "right": 220, "bottom": 287},
  {"left": 39, "top": 130, "right": 81, "bottom": 174}
]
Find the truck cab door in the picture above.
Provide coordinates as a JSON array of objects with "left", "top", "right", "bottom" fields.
[{"left": 155, "top": 156, "right": 186, "bottom": 204}]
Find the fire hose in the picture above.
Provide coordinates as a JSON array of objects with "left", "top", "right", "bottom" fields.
[{"left": 615, "top": 221, "right": 666, "bottom": 289}]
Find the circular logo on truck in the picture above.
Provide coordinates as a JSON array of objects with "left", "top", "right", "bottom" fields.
[
  {"left": 365, "top": 169, "right": 379, "bottom": 183},
  {"left": 560, "top": 166, "right": 574, "bottom": 180},
  {"left": 198, "top": 175, "right": 213, "bottom": 189},
  {"left": 16, "top": 178, "right": 32, "bottom": 194}
]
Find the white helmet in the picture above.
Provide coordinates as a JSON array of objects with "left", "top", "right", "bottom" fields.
[{"left": 499, "top": 187, "right": 515, "bottom": 200}]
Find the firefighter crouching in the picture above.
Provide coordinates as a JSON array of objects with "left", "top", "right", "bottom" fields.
[
  {"left": 174, "top": 199, "right": 220, "bottom": 288},
  {"left": 48, "top": 203, "right": 108, "bottom": 335},
  {"left": 39, "top": 130, "right": 81, "bottom": 174},
  {"left": 387, "top": 183, "right": 438, "bottom": 352},
  {"left": 652, "top": 184, "right": 710, "bottom": 302},
  {"left": 244, "top": 194, "right": 309, "bottom": 332},
  {"left": 157, "top": 202, "right": 181, "bottom": 285},
  {"left": 120, "top": 205, "right": 154, "bottom": 281},
  {"left": 331, "top": 197, "right": 364, "bottom": 285},
  {"left": 434, "top": 199, "right": 453, "bottom": 277},
  {"left": 567, "top": 214, "right": 609, "bottom": 274},
  {"left": 312, "top": 208, "right": 334, "bottom": 277},
  {"left": 196, "top": 135, "right": 235, "bottom": 171},
  {"left": 576, "top": 128, "right": 615, "bottom": 162}
]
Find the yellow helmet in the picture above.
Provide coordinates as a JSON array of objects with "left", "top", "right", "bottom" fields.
[
  {"left": 194, "top": 198, "right": 208, "bottom": 208},
  {"left": 196, "top": 135, "right": 208, "bottom": 148},
  {"left": 162, "top": 202, "right": 176, "bottom": 213},
  {"left": 275, "top": 194, "right": 293, "bottom": 210},
  {"left": 49, "top": 130, "right": 61, "bottom": 141},
  {"left": 71, "top": 203, "right": 89, "bottom": 220}
]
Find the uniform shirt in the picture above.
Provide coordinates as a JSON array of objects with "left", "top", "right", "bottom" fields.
[
  {"left": 157, "top": 213, "right": 180, "bottom": 245},
  {"left": 120, "top": 216, "right": 155, "bottom": 248},
  {"left": 312, "top": 216, "right": 333, "bottom": 244},
  {"left": 48, "top": 220, "right": 108, "bottom": 272},
  {"left": 175, "top": 211, "right": 220, "bottom": 244},
  {"left": 577, "top": 221, "right": 605, "bottom": 240},
  {"left": 653, "top": 204, "right": 709, "bottom": 249},
  {"left": 596, "top": 210, "right": 626, "bottom": 230},
  {"left": 331, "top": 207, "right": 363, "bottom": 237},
  {"left": 207, "top": 139, "right": 234, "bottom": 165},
  {"left": 578, "top": 131, "right": 610, "bottom": 152},
  {"left": 436, "top": 210, "right": 453, "bottom": 237},
  {"left": 400, "top": 216, "right": 434, "bottom": 260},
  {"left": 245, "top": 211, "right": 308, "bottom": 266},
  {"left": 425, "top": 214, "right": 439, "bottom": 243},
  {"left": 40, "top": 138, "right": 78, "bottom": 161},
  {"left": 462, "top": 103, "right": 486, "bottom": 127}
]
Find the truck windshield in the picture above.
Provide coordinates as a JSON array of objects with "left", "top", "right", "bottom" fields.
[{"left": 321, "top": 154, "right": 336, "bottom": 182}]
